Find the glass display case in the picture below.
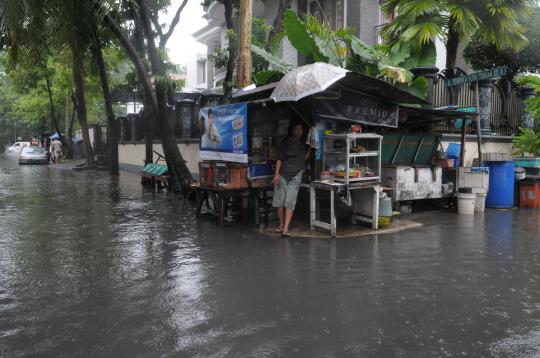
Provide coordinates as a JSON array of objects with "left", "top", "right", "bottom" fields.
[{"left": 322, "top": 133, "right": 382, "bottom": 185}]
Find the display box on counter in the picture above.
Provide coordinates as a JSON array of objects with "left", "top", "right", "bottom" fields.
[
  {"left": 198, "top": 161, "right": 214, "bottom": 187},
  {"left": 213, "top": 162, "right": 249, "bottom": 189}
]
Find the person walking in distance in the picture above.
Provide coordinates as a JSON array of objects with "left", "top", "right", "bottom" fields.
[{"left": 51, "top": 139, "right": 62, "bottom": 163}]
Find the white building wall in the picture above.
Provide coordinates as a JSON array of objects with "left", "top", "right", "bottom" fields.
[
  {"left": 435, "top": 38, "right": 446, "bottom": 71},
  {"left": 118, "top": 142, "right": 201, "bottom": 175}
]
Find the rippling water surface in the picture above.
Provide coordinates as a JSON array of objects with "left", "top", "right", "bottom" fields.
[{"left": 2, "top": 154, "right": 540, "bottom": 357}]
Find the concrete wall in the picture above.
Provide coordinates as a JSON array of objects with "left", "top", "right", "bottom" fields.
[
  {"left": 346, "top": 0, "right": 380, "bottom": 45},
  {"left": 118, "top": 141, "right": 201, "bottom": 175},
  {"left": 358, "top": 0, "right": 380, "bottom": 46},
  {"left": 440, "top": 136, "right": 513, "bottom": 167}
]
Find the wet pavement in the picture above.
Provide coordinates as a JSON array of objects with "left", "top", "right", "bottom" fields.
[{"left": 1, "top": 154, "right": 540, "bottom": 357}]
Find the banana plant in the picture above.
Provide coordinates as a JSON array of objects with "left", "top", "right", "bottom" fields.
[{"left": 252, "top": 9, "right": 435, "bottom": 99}]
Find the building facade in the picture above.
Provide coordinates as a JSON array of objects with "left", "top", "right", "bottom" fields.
[{"left": 191, "top": 0, "right": 427, "bottom": 90}]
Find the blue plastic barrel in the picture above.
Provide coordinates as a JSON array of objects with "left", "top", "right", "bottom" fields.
[{"left": 485, "top": 161, "right": 515, "bottom": 208}]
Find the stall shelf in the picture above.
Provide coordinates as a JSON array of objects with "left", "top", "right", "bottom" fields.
[
  {"left": 310, "top": 181, "right": 380, "bottom": 238},
  {"left": 322, "top": 133, "right": 382, "bottom": 185}
]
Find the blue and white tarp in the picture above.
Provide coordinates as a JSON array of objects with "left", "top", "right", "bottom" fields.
[{"left": 199, "top": 103, "right": 248, "bottom": 163}]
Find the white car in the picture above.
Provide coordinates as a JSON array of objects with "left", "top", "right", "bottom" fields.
[
  {"left": 18, "top": 146, "right": 49, "bottom": 165},
  {"left": 6, "top": 142, "right": 30, "bottom": 155}
]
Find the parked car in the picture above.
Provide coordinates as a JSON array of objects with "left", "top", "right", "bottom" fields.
[
  {"left": 6, "top": 142, "right": 30, "bottom": 155},
  {"left": 19, "top": 146, "right": 49, "bottom": 165}
]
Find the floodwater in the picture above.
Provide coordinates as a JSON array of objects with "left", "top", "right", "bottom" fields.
[{"left": 1, "top": 155, "right": 540, "bottom": 357}]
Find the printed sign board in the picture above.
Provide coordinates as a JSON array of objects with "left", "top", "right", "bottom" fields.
[
  {"left": 446, "top": 66, "right": 507, "bottom": 87},
  {"left": 199, "top": 103, "right": 248, "bottom": 163},
  {"left": 314, "top": 90, "right": 399, "bottom": 128}
]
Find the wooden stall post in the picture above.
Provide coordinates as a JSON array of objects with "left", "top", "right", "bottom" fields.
[
  {"left": 460, "top": 115, "right": 467, "bottom": 167},
  {"left": 475, "top": 81, "right": 483, "bottom": 164}
]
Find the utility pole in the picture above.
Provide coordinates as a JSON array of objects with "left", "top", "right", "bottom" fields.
[{"left": 236, "top": 0, "right": 253, "bottom": 89}]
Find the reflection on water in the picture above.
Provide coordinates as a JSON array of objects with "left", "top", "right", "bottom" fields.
[{"left": 1, "top": 154, "right": 540, "bottom": 357}]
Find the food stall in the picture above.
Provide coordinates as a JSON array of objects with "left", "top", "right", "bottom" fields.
[
  {"left": 194, "top": 65, "right": 481, "bottom": 236},
  {"left": 379, "top": 106, "right": 482, "bottom": 208}
]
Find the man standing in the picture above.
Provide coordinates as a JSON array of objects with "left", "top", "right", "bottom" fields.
[{"left": 272, "top": 123, "right": 310, "bottom": 237}]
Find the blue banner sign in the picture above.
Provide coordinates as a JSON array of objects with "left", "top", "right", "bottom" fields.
[{"left": 199, "top": 103, "right": 248, "bottom": 163}]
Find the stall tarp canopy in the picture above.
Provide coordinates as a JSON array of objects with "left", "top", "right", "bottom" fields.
[
  {"left": 399, "top": 106, "right": 479, "bottom": 127},
  {"left": 337, "top": 72, "right": 427, "bottom": 105},
  {"left": 313, "top": 88, "right": 399, "bottom": 127},
  {"left": 232, "top": 71, "right": 427, "bottom": 106}
]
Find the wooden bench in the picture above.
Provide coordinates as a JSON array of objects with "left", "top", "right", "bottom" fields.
[
  {"left": 141, "top": 151, "right": 171, "bottom": 190},
  {"left": 141, "top": 163, "right": 171, "bottom": 190}
]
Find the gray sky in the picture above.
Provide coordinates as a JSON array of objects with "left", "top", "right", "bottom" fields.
[{"left": 163, "top": 1, "right": 208, "bottom": 67}]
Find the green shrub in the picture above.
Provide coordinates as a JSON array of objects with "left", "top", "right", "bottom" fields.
[{"left": 512, "top": 127, "right": 540, "bottom": 157}]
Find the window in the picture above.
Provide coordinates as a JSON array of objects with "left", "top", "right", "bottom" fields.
[
  {"left": 197, "top": 60, "right": 207, "bottom": 84},
  {"left": 308, "top": 0, "right": 344, "bottom": 29}
]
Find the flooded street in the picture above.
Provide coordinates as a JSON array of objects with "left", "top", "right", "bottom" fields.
[{"left": 2, "top": 155, "right": 540, "bottom": 357}]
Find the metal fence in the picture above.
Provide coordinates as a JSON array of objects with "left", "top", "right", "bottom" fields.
[{"left": 431, "top": 72, "right": 523, "bottom": 136}]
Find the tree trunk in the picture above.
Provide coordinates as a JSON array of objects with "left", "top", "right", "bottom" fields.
[
  {"left": 143, "top": 109, "right": 154, "bottom": 165},
  {"left": 65, "top": 91, "right": 70, "bottom": 134},
  {"left": 268, "top": 0, "right": 292, "bottom": 42},
  {"left": 92, "top": 35, "right": 119, "bottom": 176},
  {"left": 45, "top": 75, "right": 61, "bottom": 135},
  {"left": 131, "top": 6, "right": 154, "bottom": 165},
  {"left": 236, "top": 0, "right": 253, "bottom": 88},
  {"left": 72, "top": 48, "right": 95, "bottom": 167},
  {"left": 66, "top": 93, "right": 76, "bottom": 159},
  {"left": 136, "top": 0, "right": 193, "bottom": 190},
  {"left": 223, "top": 0, "right": 235, "bottom": 98},
  {"left": 445, "top": 18, "right": 460, "bottom": 71}
]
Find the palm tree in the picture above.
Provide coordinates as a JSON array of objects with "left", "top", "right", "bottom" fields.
[{"left": 381, "top": 0, "right": 531, "bottom": 70}]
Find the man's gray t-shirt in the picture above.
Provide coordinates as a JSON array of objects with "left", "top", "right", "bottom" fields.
[{"left": 278, "top": 138, "right": 307, "bottom": 180}]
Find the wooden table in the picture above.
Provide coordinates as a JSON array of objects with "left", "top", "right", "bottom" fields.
[
  {"left": 310, "top": 180, "right": 380, "bottom": 238},
  {"left": 190, "top": 184, "right": 272, "bottom": 227}
]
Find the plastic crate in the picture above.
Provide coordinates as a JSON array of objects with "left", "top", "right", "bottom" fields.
[
  {"left": 446, "top": 143, "right": 461, "bottom": 159},
  {"left": 248, "top": 163, "right": 273, "bottom": 179}
]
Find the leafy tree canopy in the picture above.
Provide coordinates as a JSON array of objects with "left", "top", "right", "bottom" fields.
[
  {"left": 463, "top": 6, "right": 540, "bottom": 81},
  {"left": 381, "top": 0, "right": 531, "bottom": 68}
]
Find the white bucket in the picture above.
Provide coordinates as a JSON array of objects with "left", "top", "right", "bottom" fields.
[
  {"left": 475, "top": 192, "right": 487, "bottom": 213},
  {"left": 457, "top": 193, "right": 476, "bottom": 215}
]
